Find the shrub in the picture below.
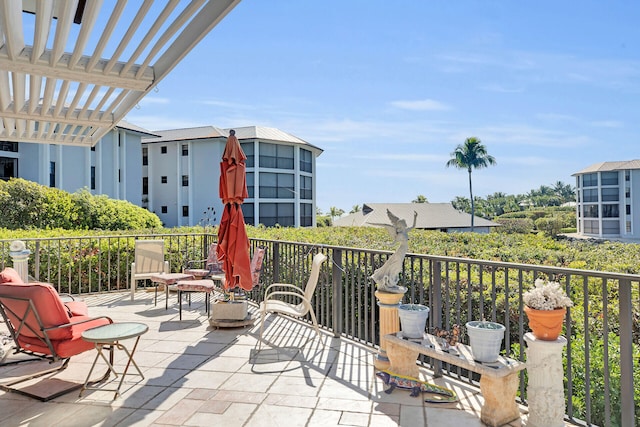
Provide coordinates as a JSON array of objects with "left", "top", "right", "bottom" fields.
[
  {"left": 494, "top": 218, "right": 534, "bottom": 234},
  {"left": 535, "top": 217, "right": 564, "bottom": 237}
]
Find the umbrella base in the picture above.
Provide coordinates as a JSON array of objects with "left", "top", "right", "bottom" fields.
[
  {"left": 211, "top": 300, "right": 248, "bottom": 320},
  {"left": 209, "top": 315, "right": 254, "bottom": 329}
]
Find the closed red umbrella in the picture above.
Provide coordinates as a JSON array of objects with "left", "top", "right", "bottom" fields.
[{"left": 216, "top": 130, "right": 253, "bottom": 291}]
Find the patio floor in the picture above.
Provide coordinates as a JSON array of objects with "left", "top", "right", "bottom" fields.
[{"left": 0, "top": 290, "right": 547, "bottom": 426}]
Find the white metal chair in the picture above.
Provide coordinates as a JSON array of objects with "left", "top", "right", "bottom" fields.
[
  {"left": 130, "top": 240, "right": 169, "bottom": 300},
  {"left": 259, "top": 253, "right": 327, "bottom": 345}
]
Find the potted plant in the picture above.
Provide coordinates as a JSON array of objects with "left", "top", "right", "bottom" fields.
[
  {"left": 465, "top": 320, "right": 505, "bottom": 363},
  {"left": 398, "top": 303, "right": 429, "bottom": 339},
  {"left": 523, "top": 278, "right": 573, "bottom": 341}
]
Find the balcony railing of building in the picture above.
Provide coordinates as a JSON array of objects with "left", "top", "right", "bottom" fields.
[{"left": 0, "top": 233, "right": 636, "bottom": 427}]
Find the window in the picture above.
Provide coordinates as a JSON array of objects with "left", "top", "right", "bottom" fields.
[
  {"left": 602, "top": 204, "right": 619, "bottom": 218},
  {"left": 49, "top": 161, "right": 55, "bottom": 187},
  {"left": 142, "top": 177, "right": 148, "bottom": 195},
  {"left": 182, "top": 175, "right": 188, "bottom": 186},
  {"left": 259, "top": 172, "right": 294, "bottom": 198},
  {"left": 602, "top": 220, "right": 619, "bottom": 235},
  {"left": 582, "top": 173, "right": 597, "bottom": 187},
  {"left": 181, "top": 144, "right": 188, "bottom": 156},
  {"left": 582, "top": 188, "right": 598, "bottom": 202},
  {"left": 161, "top": 146, "right": 167, "bottom": 154},
  {"left": 0, "top": 142, "right": 18, "bottom": 152},
  {"left": 91, "top": 146, "right": 95, "bottom": 152},
  {"left": 601, "top": 187, "right": 618, "bottom": 202},
  {"left": 583, "top": 220, "right": 598, "bottom": 234},
  {"left": 161, "top": 176, "right": 167, "bottom": 184},
  {"left": 300, "top": 175, "right": 312, "bottom": 199},
  {"left": 584, "top": 205, "right": 598, "bottom": 218},
  {"left": 626, "top": 221, "right": 632, "bottom": 232},
  {"left": 300, "top": 149, "right": 312, "bottom": 173},
  {"left": 241, "top": 203, "right": 254, "bottom": 225},
  {"left": 626, "top": 204, "right": 631, "bottom": 215},
  {"left": 0, "top": 157, "right": 17, "bottom": 180},
  {"left": 91, "top": 166, "right": 96, "bottom": 190},
  {"left": 241, "top": 142, "right": 254, "bottom": 167},
  {"left": 259, "top": 203, "right": 294, "bottom": 227},
  {"left": 259, "top": 143, "right": 294, "bottom": 169},
  {"left": 626, "top": 188, "right": 631, "bottom": 198},
  {"left": 300, "top": 203, "right": 313, "bottom": 226},
  {"left": 161, "top": 206, "right": 168, "bottom": 214},
  {"left": 142, "top": 147, "right": 148, "bottom": 165},
  {"left": 625, "top": 170, "right": 631, "bottom": 181},
  {"left": 182, "top": 206, "right": 189, "bottom": 217},
  {"left": 246, "top": 172, "right": 254, "bottom": 198},
  {"left": 601, "top": 171, "right": 618, "bottom": 186}
]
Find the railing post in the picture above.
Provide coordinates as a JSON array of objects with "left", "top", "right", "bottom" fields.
[
  {"left": 332, "top": 249, "right": 343, "bottom": 337},
  {"left": 619, "top": 279, "right": 635, "bottom": 427},
  {"left": 34, "top": 241, "right": 40, "bottom": 281},
  {"left": 432, "top": 260, "right": 443, "bottom": 377},
  {"left": 273, "top": 242, "right": 280, "bottom": 283}
]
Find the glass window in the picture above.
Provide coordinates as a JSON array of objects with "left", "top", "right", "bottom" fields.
[
  {"left": 182, "top": 206, "right": 189, "bottom": 217},
  {"left": 241, "top": 142, "right": 254, "bottom": 168},
  {"left": 161, "top": 206, "right": 168, "bottom": 214},
  {"left": 182, "top": 175, "right": 188, "bottom": 186},
  {"left": 241, "top": 203, "right": 254, "bottom": 225},
  {"left": 300, "top": 149, "right": 312, "bottom": 173},
  {"left": 601, "top": 171, "right": 618, "bottom": 186},
  {"left": 246, "top": 172, "right": 254, "bottom": 198},
  {"left": 626, "top": 204, "right": 631, "bottom": 215},
  {"left": 49, "top": 161, "right": 55, "bottom": 187},
  {"left": 602, "top": 204, "right": 619, "bottom": 218},
  {"left": 161, "top": 176, "right": 167, "bottom": 184},
  {"left": 142, "top": 177, "right": 148, "bottom": 195},
  {"left": 601, "top": 187, "right": 618, "bottom": 202},
  {"left": 0, "top": 142, "right": 18, "bottom": 152},
  {"left": 602, "top": 220, "right": 619, "bottom": 235},
  {"left": 300, "top": 175, "right": 312, "bottom": 199},
  {"left": 259, "top": 143, "right": 294, "bottom": 169},
  {"left": 300, "top": 203, "right": 313, "bottom": 226},
  {"left": 625, "top": 170, "right": 630, "bottom": 181},
  {"left": 0, "top": 157, "right": 17, "bottom": 180},
  {"left": 259, "top": 172, "right": 294, "bottom": 198},
  {"left": 161, "top": 146, "right": 167, "bottom": 154},
  {"left": 91, "top": 166, "right": 96, "bottom": 190},
  {"left": 583, "top": 219, "right": 598, "bottom": 234},
  {"left": 582, "top": 173, "right": 597, "bottom": 187},
  {"left": 259, "top": 203, "right": 294, "bottom": 227},
  {"left": 142, "top": 147, "right": 148, "bottom": 165},
  {"left": 582, "top": 188, "right": 598, "bottom": 202},
  {"left": 182, "top": 144, "right": 188, "bottom": 156},
  {"left": 584, "top": 205, "right": 598, "bottom": 218},
  {"left": 626, "top": 221, "right": 632, "bottom": 232}
]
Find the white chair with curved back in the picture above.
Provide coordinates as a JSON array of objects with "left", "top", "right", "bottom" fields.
[{"left": 258, "top": 252, "right": 327, "bottom": 346}]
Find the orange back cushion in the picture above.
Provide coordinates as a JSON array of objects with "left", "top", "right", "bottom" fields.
[{"left": 0, "top": 267, "right": 23, "bottom": 284}]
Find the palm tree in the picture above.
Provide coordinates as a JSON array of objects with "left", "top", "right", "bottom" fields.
[
  {"left": 412, "top": 195, "right": 428, "bottom": 203},
  {"left": 445, "top": 137, "right": 496, "bottom": 231}
]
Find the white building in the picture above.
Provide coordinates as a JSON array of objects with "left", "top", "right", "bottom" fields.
[
  {"left": 0, "top": 121, "right": 156, "bottom": 201},
  {"left": 142, "top": 126, "right": 323, "bottom": 228},
  {"left": 573, "top": 160, "right": 640, "bottom": 239}
]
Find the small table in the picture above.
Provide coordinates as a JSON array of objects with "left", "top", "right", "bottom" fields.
[
  {"left": 150, "top": 273, "right": 194, "bottom": 309},
  {"left": 175, "top": 279, "right": 216, "bottom": 320},
  {"left": 80, "top": 322, "right": 149, "bottom": 399}
]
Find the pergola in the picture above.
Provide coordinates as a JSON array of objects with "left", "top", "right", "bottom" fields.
[{"left": 0, "top": 0, "right": 240, "bottom": 147}]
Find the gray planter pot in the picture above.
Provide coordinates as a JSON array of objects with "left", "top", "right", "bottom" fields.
[
  {"left": 465, "top": 321, "right": 505, "bottom": 362},
  {"left": 398, "top": 304, "right": 429, "bottom": 339}
]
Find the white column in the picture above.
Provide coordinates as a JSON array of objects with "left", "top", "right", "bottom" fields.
[
  {"left": 524, "top": 332, "right": 567, "bottom": 427},
  {"left": 9, "top": 241, "right": 31, "bottom": 283}
]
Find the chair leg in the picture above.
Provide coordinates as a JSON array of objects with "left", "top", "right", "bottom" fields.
[
  {"left": 258, "top": 309, "right": 266, "bottom": 349},
  {"left": 309, "top": 309, "right": 324, "bottom": 346}
]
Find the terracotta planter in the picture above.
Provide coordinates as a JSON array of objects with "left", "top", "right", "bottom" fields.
[{"left": 524, "top": 306, "right": 566, "bottom": 341}]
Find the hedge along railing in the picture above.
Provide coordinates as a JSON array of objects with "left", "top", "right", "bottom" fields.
[{"left": 0, "top": 235, "right": 636, "bottom": 427}]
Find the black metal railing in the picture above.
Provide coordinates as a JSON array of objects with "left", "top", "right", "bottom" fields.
[{"left": 0, "top": 233, "right": 636, "bottom": 427}]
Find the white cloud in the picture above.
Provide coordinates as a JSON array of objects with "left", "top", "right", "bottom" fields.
[{"left": 390, "top": 99, "right": 451, "bottom": 111}]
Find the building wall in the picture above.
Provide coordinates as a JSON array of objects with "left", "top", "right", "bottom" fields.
[
  {"left": 575, "top": 169, "right": 640, "bottom": 239},
  {"left": 143, "top": 135, "right": 320, "bottom": 228}
]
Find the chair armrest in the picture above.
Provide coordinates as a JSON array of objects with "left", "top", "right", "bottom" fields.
[
  {"left": 263, "top": 291, "right": 313, "bottom": 307},
  {"left": 264, "top": 283, "right": 302, "bottom": 293},
  {"left": 43, "top": 316, "right": 113, "bottom": 332},
  {"left": 186, "top": 259, "right": 206, "bottom": 269}
]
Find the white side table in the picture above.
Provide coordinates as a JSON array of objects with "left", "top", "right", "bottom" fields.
[{"left": 524, "top": 332, "right": 567, "bottom": 427}]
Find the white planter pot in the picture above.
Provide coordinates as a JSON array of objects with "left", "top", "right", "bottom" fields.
[
  {"left": 398, "top": 304, "right": 429, "bottom": 338},
  {"left": 465, "top": 321, "right": 505, "bottom": 363}
]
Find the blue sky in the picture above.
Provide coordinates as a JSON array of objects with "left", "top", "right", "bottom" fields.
[{"left": 126, "top": 1, "right": 640, "bottom": 214}]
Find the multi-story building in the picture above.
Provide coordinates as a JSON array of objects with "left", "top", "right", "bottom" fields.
[
  {"left": 573, "top": 160, "right": 640, "bottom": 239},
  {"left": 142, "top": 126, "right": 323, "bottom": 228},
  {"left": 0, "top": 121, "right": 156, "bottom": 202}
]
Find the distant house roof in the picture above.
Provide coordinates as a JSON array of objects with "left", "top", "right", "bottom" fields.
[
  {"left": 115, "top": 120, "right": 159, "bottom": 138},
  {"left": 333, "top": 203, "right": 500, "bottom": 230},
  {"left": 573, "top": 160, "right": 640, "bottom": 175},
  {"left": 142, "top": 125, "right": 322, "bottom": 152}
]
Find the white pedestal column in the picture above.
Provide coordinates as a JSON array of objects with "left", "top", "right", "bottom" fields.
[
  {"left": 524, "top": 332, "right": 567, "bottom": 427},
  {"left": 9, "top": 240, "right": 31, "bottom": 283}
]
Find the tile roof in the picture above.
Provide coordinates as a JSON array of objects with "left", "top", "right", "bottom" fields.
[{"left": 573, "top": 160, "right": 640, "bottom": 175}]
